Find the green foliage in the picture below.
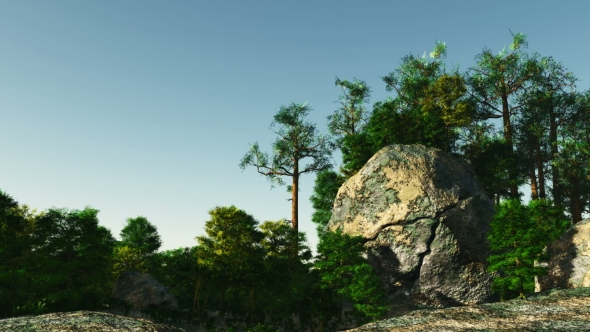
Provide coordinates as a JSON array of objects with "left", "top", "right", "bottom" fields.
[
  {"left": 0, "top": 190, "right": 32, "bottom": 317},
  {"left": 310, "top": 169, "right": 346, "bottom": 238},
  {"left": 151, "top": 247, "right": 200, "bottom": 313},
  {"left": 239, "top": 102, "right": 336, "bottom": 232},
  {"left": 467, "top": 31, "right": 540, "bottom": 124},
  {"left": 328, "top": 77, "right": 372, "bottom": 141},
  {"left": 119, "top": 216, "right": 162, "bottom": 257},
  {"left": 258, "top": 219, "right": 315, "bottom": 327},
  {"left": 339, "top": 132, "right": 376, "bottom": 178},
  {"left": 461, "top": 129, "right": 519, "bottom": 202},
  {"left": 552, "top": 91, "right": 590, "bottom": 221},
  {"left": 315, "top": 230, "right": 387, "bottom": 320},
  {"left": 239, "top": 102, "right": 335, "bottom": 191},
  {"left": 423, "top": 73, "right": 474, "bottom": 130},
  {"left": 11, "top": 300, "right": 48, "bottom": 317},
  {"left": 114, "top": 216, "right": 163, "bottom": 280},
  {"left": 466, "top": 31, "right": 542, "bottom": 198},
  {"left": 6, "top": 206, "right": 117, "bottom": 313},
  {"left": 487, "top": 199, "right": 570, "bottom": 300},
  {"left": 196, "top": 206, "right": 263, "bottom": 279},
  {"left": 259, "top": 219, "right": 298, "bottom": 259},
  {"left": 364, "top": 99, "right": 407, "bottom": 147},
  {"left": 365, "top": 42, "right": 469, "bottom": 153},
  {"left": 111, "top": 245, "right": 149, "bottom": 277},
  {"left": 196, "top": 206, "right": 265, "bottom": 325},
  {"left": 327, "top": 77, "right": 373, "bottom": 176},
  {"left": 347, "top": 263, "right": 388, "bottom": 319}
]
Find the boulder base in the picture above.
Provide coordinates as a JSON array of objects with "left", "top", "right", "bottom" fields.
[{"left": 328, "top": 144, "right": 496, "bottom": 307}]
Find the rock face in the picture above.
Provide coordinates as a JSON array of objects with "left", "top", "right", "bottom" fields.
[
  {"left": 112, "top": 271, "right": 178, "bottom": 310},
  {"left": 538, "top": 218, "right": 590, "bottom": 291},
  {"left": 328, "top": 144, "right": 495, "bottom": 307}
]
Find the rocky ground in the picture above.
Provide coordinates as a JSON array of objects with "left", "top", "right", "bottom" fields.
[
  {"left": 346, "top": 287, "right": 590, "bottom": 331},
  {"left": 2, "top": 288, "right": 590, "bottom": 331},
  {"left": 0, "top": 309, "right": 200, "bottom": 332}
]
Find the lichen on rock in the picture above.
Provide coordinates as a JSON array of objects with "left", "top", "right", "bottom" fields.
[{"left": 328, "top": 144, "right": 496, "bottom": 308}]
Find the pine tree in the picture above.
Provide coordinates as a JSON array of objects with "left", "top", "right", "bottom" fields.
[{"left": 487, "top": 199, "right": 570, "bottom": 300}]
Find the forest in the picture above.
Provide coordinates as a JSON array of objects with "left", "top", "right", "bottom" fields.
[{"left": 1, "top": 31, "right": 589, "bottom": 331}]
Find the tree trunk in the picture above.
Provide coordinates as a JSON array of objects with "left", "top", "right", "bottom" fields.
[
  {"left": 571, "top": 175, "right": 582, "bottom": 223},
  {"left": 534, "top": 136, "right": 546, "bottom": 199},
  {"left": 530, "top": 168, "right": 539, "bottom": 200},
  {"left": 291, "top": 160, "right": 300, "bottom": 257},
  {"left": 190, "top": 276, "right": 202, "bottom": 324},
  {"left": 291, "top": 173, "right": 299, "bottom": 233},
  {"left": 529, "top": 146, "right": 538, "bottom": 200},
  {"left": 549, "top": 110, "right": 561, "bottom": 207},
  {"left": 502, "top": 94, "right": 518, "bottom": 198}
]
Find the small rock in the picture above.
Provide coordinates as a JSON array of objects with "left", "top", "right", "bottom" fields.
[{"left": 112, "top": 270, "right": 178, "bottom": 311}]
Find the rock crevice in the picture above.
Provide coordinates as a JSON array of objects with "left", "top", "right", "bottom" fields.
[
  {"left": 365, "top": 198, "right": 460, "bottom": 242},
  {"left": 414, "top": 220, "right": 439, "bottom": 283}
]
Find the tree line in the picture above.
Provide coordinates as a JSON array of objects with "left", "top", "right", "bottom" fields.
[
  {"left": 1, "top": 30, "right": 588, "bottom": 331},
  {"left": 0, "top": 191, "right": 386, "bottom": 331}
]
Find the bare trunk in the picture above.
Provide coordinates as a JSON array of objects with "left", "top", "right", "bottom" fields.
[
  {"left": 291, "top": 175, "right": 299, "bottom": 233},
  {"left": 529, "top": 146, "right": 538, "bottom": 200},
  {"left": 574, "top": 197, "right": 582, "bottom": 224},
  {"left": 549, "top": 111, "right": 561, "bottom": 207},
  {"left": 530, "top": 168, "right": 539, "bottom": 201},
  {"left": 502, "top": 94, "right": 518, "bottom": 198},
  {"left": 534, "top": 136, "right": 546, "bottom": 199},
  {"left": 291, "top": 160, "right": 299, "bottom": 257},
  {"left": 571, "top": 176, "right": 582, "bottom": 223}
]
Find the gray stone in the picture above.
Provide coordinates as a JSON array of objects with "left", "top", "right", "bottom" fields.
[
  {"left": 111, "top": 270, "right": 178, "bottom": 310},
  {"left": 343, "top": 287, "right": 590, "bottom": 332},
  {"left": 538, "top": 218, "right": 590, "bottom": 291},
  {"left": 328, "top": 144, "right": 496, "bottom": 307}
]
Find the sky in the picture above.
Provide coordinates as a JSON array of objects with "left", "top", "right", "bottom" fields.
[{"left": 1, "top": 1, "right": 589, "bottom": 254}]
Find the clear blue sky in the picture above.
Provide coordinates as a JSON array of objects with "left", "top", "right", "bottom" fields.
[{"left": 1, "top": 1, "right": 589, "bottom": 254}]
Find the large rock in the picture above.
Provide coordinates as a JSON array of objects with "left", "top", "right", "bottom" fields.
[
  {"left": 328, "top": 144, "right": 495, "bottom": 307},
  {"left": 538, "top": 218, "right": 590, "bottom": 291},
  {"left": 111, "top": 270, "right": 178, "bottom": 310}
]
